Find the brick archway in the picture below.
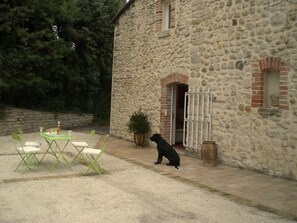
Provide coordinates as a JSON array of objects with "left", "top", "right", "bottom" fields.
[{"left": 160, "top": 74, "right": 189, "bottom": 142}]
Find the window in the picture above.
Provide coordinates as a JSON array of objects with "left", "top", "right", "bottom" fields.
[
  {"left": 263, "top": 69, "right": 280, "bottom": 108},
  {"left": 251, "top": 57, "right": 288, "bottom": 111},
  {"left": 162, "top": 0, "right": 171, "bottom": 30},
  {"left": 155, "top": 0, "right": 175, "bottom": 33}
]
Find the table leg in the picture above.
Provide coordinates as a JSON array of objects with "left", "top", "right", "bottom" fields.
[
  {"left": 39, "top": 139, "right": 55, "bottom": 163},
  {"left": 50, "top": 140, "right": 71, "bottom": 171}
]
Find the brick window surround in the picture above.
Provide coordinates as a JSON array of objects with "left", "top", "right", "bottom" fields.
[
  {"left": 155, "top": 0, "right": 175, "bottom": 32},
  {"left": 251, "top": 57, "right": 289, "bottom": 110},
  {"left": 160, "top": 74, "right": 189, "bottom": 142}
]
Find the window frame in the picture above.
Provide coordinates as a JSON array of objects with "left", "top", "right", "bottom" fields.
[
  {"left": 162, "top": 0, "right": 171, "bottom": 31},
  {"left": 251, "top": 57, "right": 289, "bottom": 114},
  {"left": 155, "top": 0, "right": 175, "bottom": 34}
]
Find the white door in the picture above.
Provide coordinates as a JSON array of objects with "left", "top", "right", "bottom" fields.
[
  {"left": 170, "top": 84, "right": 177, "bottom": 145},
  {"left": 170, "top": 84, "right": 188, "bottom": 145},
  {"left": 183, "top": 87, "right": 213, "bottom": 151}
]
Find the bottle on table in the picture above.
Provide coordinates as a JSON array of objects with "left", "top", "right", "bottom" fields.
[{"left": 56, "top": 121, "right": 61, "bottom": 135}]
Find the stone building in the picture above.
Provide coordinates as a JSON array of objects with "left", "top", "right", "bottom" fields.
[{"left": 110, "top": 0, "right": 297, "bottom": 180}]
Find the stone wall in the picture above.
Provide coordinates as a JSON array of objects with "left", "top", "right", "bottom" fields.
[
  {"left": 110, "top": 0, "right": 192, "bottom": 139},
  {"left": 110, "top": 0, "right": 297, "bottom": 180},
  {"left": 0, "top": 107, "right": 93, "bottom": 136},
  {"left": 188, "top": 0, "right": 297, "bottom": 180}
]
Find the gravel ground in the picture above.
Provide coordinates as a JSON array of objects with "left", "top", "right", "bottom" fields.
[
  {"left": 0, "top": 154, "right": 295, "bottom": 223},
  {"left": 0, "top": 132, "right": 295, "bottom": 223}
]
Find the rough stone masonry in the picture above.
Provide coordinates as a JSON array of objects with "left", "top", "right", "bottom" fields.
[{"left": 110, "top": 0, "right": 297, "bottom": 180}]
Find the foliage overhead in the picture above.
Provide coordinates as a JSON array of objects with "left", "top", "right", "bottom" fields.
[{"left": 0, "top": 0, "right": 125, "bottom": 120}]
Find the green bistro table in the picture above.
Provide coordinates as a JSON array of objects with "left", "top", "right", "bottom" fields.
[{"left": 39, "top": 132, "right": 72, "bottom": 171}]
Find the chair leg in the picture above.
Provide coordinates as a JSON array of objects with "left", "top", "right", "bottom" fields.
[
  {"left": 91, "top": 156, "right": 102, "bottom": 174},
  {"left": 31, "top": 153, "right": 40, "bottom": 165},
  {"left": 72, "top": 147, "right": 87, "bottom": 163},
  {"left": 83, "top": 154, "right": 103, "bottom": 175},
  {"left": 26, "top": 153, "right": 40, "bottom": 165},
  {"left": 15, "top": 154, "right": 32, "bottom": 171},
  {"left": 14, "top": 160, "right": 29, "bottom": 171},
  {"left": 14, "top": 152, "right": 40, "bottom": 171}
]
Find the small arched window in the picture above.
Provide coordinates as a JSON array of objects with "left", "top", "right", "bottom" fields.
[{"left": 251, "top": 57, "right": 288, "bottom": 110}]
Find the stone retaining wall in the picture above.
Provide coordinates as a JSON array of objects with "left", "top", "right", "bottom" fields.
[{"left": 0, "top": 107, "right": 93, "bottom": 136}]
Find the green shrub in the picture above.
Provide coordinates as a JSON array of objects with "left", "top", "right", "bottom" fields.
[{"left": 127, "top": 110, "right": 151, "bottom": 134}]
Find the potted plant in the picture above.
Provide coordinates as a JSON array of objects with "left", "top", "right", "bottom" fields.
[{"left": 127, "top": 110, "right": 151, "bottom": 147}]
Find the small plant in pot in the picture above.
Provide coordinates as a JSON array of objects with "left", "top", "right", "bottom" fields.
[{"left": 127, "top": 110, "right": 151, "bottom": 147}]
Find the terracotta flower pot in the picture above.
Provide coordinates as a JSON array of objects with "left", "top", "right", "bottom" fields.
[{"left": 134, "top": 132, "right": 145, "bottom": 147}]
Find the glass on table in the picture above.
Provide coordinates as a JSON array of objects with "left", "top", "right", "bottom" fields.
[
  {"left": 50, "top": 129, "right": 56, "bottom": 135},
  {"left": 68, "top": 130, "right": 72, "bottom": 137},
  {"left": 39, "top": 127, "right": 43, "bottom": 133}
]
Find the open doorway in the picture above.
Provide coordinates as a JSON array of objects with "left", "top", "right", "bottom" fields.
[{"left": 170, "top": 84, "right": 188, "bottom": 148}]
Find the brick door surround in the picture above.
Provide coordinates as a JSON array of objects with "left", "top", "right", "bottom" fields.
[{"left": 160, "top": 74, "right": 189, "bottom": 142}]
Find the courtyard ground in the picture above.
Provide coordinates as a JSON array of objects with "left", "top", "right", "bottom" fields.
[{"left": 0, "top": 128, "right": 296, "bottom": 223}]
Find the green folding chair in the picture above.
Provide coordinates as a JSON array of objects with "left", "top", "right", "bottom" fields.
[
  {"left": 82, "top": 135, "right": 109, "bottom": 175},
  {"left": 71, "top": 130, "right": 96, "bottom": 163},
  {"left": 18, "top": 128, "right": 42, "bottom": 148},
  {"left": 12, "top": 132, "right": 41, "bottom": 171}
]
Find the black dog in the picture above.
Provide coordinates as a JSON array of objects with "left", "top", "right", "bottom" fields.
[{"left": 150, "top": 133, "right": 180, "bottom": 169}]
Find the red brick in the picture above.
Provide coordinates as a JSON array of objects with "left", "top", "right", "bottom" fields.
[
  {"left": 279, "top": 104, "right": 289, "bottom": 109},
  {"left": 254, "top": 77, "right": 264, "bottom": 81},
  {"left": 252, "top": 95, "right": 263, "bottom": 100},
  {"left": 280, "top": 86, "right": 288, "bottom": 90},
  {"left": 279, "top": 95, "right": 287, "bottom": 99},
  {"left": 251, "top": 103, "right": 261, "bottom": 107}
]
